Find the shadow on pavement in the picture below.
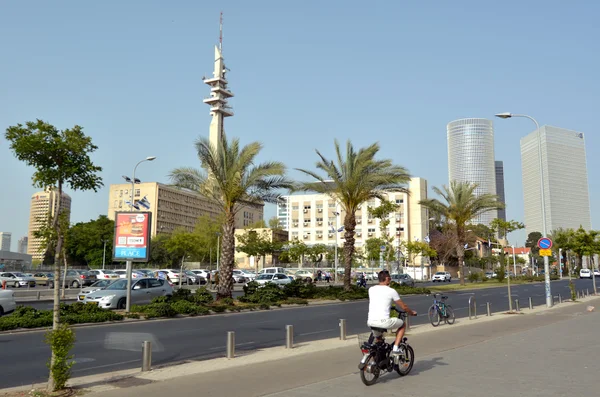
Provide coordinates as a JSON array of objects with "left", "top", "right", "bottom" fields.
[{"left": 376, "top": 356, "right": 448, "bottom": 384}]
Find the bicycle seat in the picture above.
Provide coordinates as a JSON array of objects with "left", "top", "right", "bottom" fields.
[
  {"left": 370, "top": 326, "right": 388, "bottom": 333},
  {"left": 441, "top": 295, "right": 448, "bottom": 300}
]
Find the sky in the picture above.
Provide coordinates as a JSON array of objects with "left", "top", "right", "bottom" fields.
[{"left": 1, "top": 0, "right": 598, "bottom": 250}]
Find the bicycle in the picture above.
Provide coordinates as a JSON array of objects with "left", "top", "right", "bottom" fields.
[
  {"left": 428, "top": 293, "right": 455, "bottom": 327},
  {"left": 358, "top": 308, "right": 415, "bottom": 386}
]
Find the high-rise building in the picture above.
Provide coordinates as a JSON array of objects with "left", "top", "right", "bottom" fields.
[
  {"left": 277, "top": 178, "right": 429, "bottom": 246},
  {"left": 447, "top": 118, "right": 499, "bottom": 226},
  {"left": 17, "top": 236, "right": 28, "bottom": 254},
  {"left": 520, "top": 126, "right": 591, "bottom": 235},
  {"left": 0, "top": 232, "right": 11, "bottom": 251},
  {"left": 27, "top": 189, "right": 71, "bottom": 261},
  {"left": 107, "top": 182, "right": 263, "bottom": 236},
  {"left": 495, "top": 161, "right": 506, "bottom": 222}
]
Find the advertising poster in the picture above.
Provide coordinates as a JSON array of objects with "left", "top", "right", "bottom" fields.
[{"left": 113, "top": 212, "right": 152, "bottom": 262}]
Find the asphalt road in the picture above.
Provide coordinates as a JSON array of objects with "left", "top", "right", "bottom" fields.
[{"left": 0, "top": 278, "right": 595, "bottom": 389}]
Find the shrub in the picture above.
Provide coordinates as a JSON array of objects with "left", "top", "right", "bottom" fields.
[
  {"left": 45, "top": 324, "right": 75, "bottom": 391},
  {"left": 172, "top": 288, "right": 193, "bottom": 302},
  {"left": 172, "top": 300, "right": 210, "bottom": 316},
  {"left": 468, "top": 272, "right": 480, "bottom": 283},
  {"left": 495, "top": 269, "right": 506, "bottom": 282},
  {"left": 283, "top": 280, "right": 318, "bottom": 299},
  {"left": 239, "top": 283, "right": 286, "bottom": 304},
  {"left": 283, "top": 297, "right": 309, "bottom": 305},
  {"left": 210, "top": 304, "right": 228, "bottom": 313},
  {"left": 243, "top": 281, "right": 260, "bottom": 296},
  {"left": 151, "top": 296, "right": 170, "bottom": 304},
  {"left": 220, "top": 297, "right": 235, "bottom": 305},
  {"left": 141, "top": 302, "right": 177, "bottom": 318},
  {"left": 193, "top": 287, "right": 214, "bottom": 304}
]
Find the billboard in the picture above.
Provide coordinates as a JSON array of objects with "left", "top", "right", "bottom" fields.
[{"left": 113, "top": 212, "right": 152, "bottom": 262}]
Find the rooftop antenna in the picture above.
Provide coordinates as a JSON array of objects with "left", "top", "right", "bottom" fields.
[{"left": 219, "top": 11, "right": 223, "bottom": 51}]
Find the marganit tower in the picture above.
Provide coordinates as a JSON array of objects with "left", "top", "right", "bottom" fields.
[{"left": 447, "top": 118, "right": 499, "bottom": 226}]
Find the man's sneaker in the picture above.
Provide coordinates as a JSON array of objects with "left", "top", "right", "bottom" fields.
[{"left": 391, "top": 347, "right": 404, "bottom": 356}]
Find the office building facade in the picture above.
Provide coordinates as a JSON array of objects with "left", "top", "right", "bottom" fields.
[
  {"left": 520, "top": 126, "right": 591, "bottom": 235},
  {"left": 27, "top": 189, "right": 71, "bottom": 261},
  {"left": 0, "top": 232, "right": 11, "bottom": 252},
  {"left": 17, "top": 236, "right": 28, "bottom": 254},
  {"left": 495, "top": 161, "right": 506, "bottom": 222},
  {"left": 447, "top": 118, "right": 499, "bottom": 226}
]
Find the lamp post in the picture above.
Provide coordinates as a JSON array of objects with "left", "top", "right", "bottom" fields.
[
  {"left": 123, "top": 156, "right": 156, "bottom": 312},
  {"left": 102, "top": 239, "right": 108, "bottom": 270},
  {"left": 512, "top": 245, "right": 517, "bottom": 278},
  {"left": 495, "top": 112, "right": 552, "bottom": 308},
  {"left": 559, "top": 248, "right": 563, "bottom": 280}
]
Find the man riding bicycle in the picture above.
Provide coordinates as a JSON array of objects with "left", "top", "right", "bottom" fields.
[{"left": 367, "top": 270, "right": 417, "bottom": 355}]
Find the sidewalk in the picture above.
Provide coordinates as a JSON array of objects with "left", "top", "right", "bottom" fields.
[{"left": 28, "top": 295, "right": 598, "bottom": 397}]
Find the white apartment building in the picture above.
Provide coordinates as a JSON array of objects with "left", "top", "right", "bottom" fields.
[
  {"left": 521, "top": 126, "right": 592, "bottom": 235},
  {"left": 0, "top": 232, "right": 11, "bottom": 252},
  {"left": 27, "top": 189, "right": 71, "bottom": 261},
  {"left": 277, "top": 178, "right": 429, "bottom": 249}
]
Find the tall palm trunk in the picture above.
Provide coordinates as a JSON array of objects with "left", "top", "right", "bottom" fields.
[
  {"left": 342, "top": 213, "right": 356, "bottom": 291},
  {"left": 456, "top": 228, "right": 466, "bottom": 285},
  {"left": 48, "top": 184, "right": 63, "bottom": 392},
  {"left": 217, "top": 211, "right": 235, "bottom": 300}
]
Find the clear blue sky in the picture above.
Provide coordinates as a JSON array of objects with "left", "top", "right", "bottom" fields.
[{"left": 1, "top": 0, "right": 598, "bottom": 250}]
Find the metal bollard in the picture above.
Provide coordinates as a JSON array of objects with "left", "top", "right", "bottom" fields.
[
  {"left": 468, "top": 296, "right": 477, "bottom": 319},
  {"left": 36, "top": 291, "right": 41, "bottom": 300},
  {"left": 559, "top": 294, "right": 562, "bottom": 304},
  {"left": 515, "top": 299, "right": 520, "bottom": 312},
  {"left": 226, "top": 331, "right": 235, "bottom": 359},
  {"left": 141, "top": 341, "right": 152, "bottom": 371},
  {"left": 587, "top": 288, "right": 590, "bottom": 297},
  {"left": 405, "top": 314, "right": 410, "bottom": 330},
  {"left": 529, "top": 297, "right": 533, "bottom": 310},
  {"left": 339, "top": 319, "right": 347, "bottom": 340},
  {"left": 286, "top": 325, "right": 294, "bottom": 349},
  {"left": 486, "top": 302, "right": 491, "bottom": 316}
]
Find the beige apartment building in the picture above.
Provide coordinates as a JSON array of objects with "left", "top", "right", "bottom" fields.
[
  {"left": 277, "top": 177, "right": 429, "bottom": 254},
  {"left": 107, "top": 182, "right": 264, "bottom": 236},
  {"left": 234, "top": 228, "right": 289, "bottom": 270},
  {"left": 27, "top": 189, "right": 72, "bottom": 261}
]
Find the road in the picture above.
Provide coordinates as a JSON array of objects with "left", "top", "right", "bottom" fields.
[{"left": 0, "top": 278, "right": 595, "bottom": 389}]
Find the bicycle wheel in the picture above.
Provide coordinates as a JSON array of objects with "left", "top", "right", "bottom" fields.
[
  {"left": 445, "top": 305, "right": 456, "bottom": 325},
  {"left": 395, "top": 344, "right": 415, "bottom": 376},
  {"left": 360, "top": 353, "right": 380, "bottom": 386},
  {"left": 428, "top": 305, "right": 440, "bottom": 327}
]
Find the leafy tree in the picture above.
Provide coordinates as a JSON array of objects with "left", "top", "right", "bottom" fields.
[
  {"left": 296, "top": 140, "right": 411, "bottom": 290},
  {"left": 169, "top": 134, "right": 292, "bottom": 299},
  {"left": 571, "top": 227, "right": 599, "bottom": 293},
  {"left": 419, "top": 181, "right": 504, "bottom": 285},
  {"left": 5, "top": 120, "right": 103, "bottom": 391},
  {"left": 193, "top": 215, "right": 223, "bottom": 266},
  {"left": 404, "top": 240, "right": 437, "bottom": 277},
  {"left": 549, "top": 227, "right": 575, "bottom": 274},
  {"left": 468, "top": 223, "right": 497, "bottom": 242},
  {"left": 368, "top": 200, "right": 399, "bottom": 270},
  {"left": 65, "top": 215, "right": 114, "bottom": 268},
  {"left": 268, "top": 216, "right": 283, "bottom": 230},
  {"left": 306, "top": 244, "right": 328, "bottom": 264},
  {"left": 525, "top": 231, "right": 543, "bottom": 262},
  {"left": 164, "top": 228, "right": 203, "bottom": 287},
  {"left": 286, "top": 239, "right": 310, "bottom": 264},
  {"left": 489, "top": 218, "right": 525, "bottom": 270},
  {"left": 365, "top": 237, "right": 387, "bottom": 263},
  {"left": 149, "top": 234, "right": 177, "bottom": 267},
  {"left": 236, "top": 229, "right": 271, "bottom": 264}
]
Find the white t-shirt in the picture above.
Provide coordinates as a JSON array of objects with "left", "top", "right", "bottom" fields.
[{"left": 368, "top": 285, "right": 401, "bottom": 322}]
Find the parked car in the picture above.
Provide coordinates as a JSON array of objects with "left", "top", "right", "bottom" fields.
[
  {"left": 114, "top": 270, "right": 145, "bottom": 279},
  {"left": 0, "top": 289, "right": 16, "bottom": 316},
  {"left": 184, "top": 270, "right": 205, "bottom": 285},
  {"left": 75, "top": 270, "right": 97, "bottom": 286},
  {"left": 83, "top": 278, "right": 173, "bottom": 309},
  {"left": 0, "top": 272, "right": 36, "bottom": 288},
  {"left": 77, "top": 279, "right": 117, "bottom": 301},
  {"left": 190, "top": 269, "right": 210, "bottom": 279},
  {"left": 158, "top": 269, "right": 185, "bottom": 284},
  {"left": 594, "top": 269, "right": 600, "bottom": 277},
  {"left": 259, "top": 267, "right": 286, "bottom": 275},
  {"left": 87, "top": 269, "right": 120, "bottom": 280},
  {"left": 53, "top": 269, "right": 96, "bottom": 289},
  {"left": 391, "top": 274, "right": 415, "bottom": 287},
  {"left": 32, "top": 272, "right": 54, "bottom": 286},
  {"left": 137, "top": 269, "right": 157, "bottom": 277},
  {"left": 432, "top": 271, "right": 452, "bottom": 282},
  {"left": 580, "top": 269, "right": 592, "bottom": 279},
  {"left": 294, "top": 270, "right": 314, "bottom": 282},
  {"left": 254, "top": 273, "right": 292, "bottom": 286},
  {"left": 485, "top": 272, "right": 497, "bottom": 279},
  {"left": 238, "top": 270, "right": 256, "bottom": 282},
  {"left": 231, "top": 270, "right": 247, "bottom": 284}
]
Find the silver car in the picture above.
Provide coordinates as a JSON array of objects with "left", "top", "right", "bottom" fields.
[
  {"left": 83, "top": 278, "right": 173, "bottom": 309},
  {"left": 77, "top": 279, "right": 117, "bottom": 301},
  {"left": 0, "top": 272, "right": 36, "bottom": 288}
]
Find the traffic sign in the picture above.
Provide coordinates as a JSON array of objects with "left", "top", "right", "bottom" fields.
[
  {"left": 380, "top": 245, "right": 386, "bottom": 252},
  {"left": 539, "top": 248, "right": 552, "bottom": 256},
  {"left": 537, "top": 237, "right": 553, "bottom": 249}
]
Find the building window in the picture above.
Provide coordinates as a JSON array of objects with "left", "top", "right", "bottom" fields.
[
  {"left": 114, "top": 200, "right": 118, "bottom": 208},
  {"left": 396, "top": 199, "right": 404, "bottom": 204},
  {"left": 124, "top": 189, "right": 129, "bottom": 196},
  {"left": 118, "top": 200, "right": 123, "bottom": 208},
  {"left": 135, "top": 189, "right": 141, "bottom": 197},
  {"left": 292, "top": 205, "right": 299, "bottom": 210},
  {"left": 119, "top": 190, "right": 123, "bottom": 197}
]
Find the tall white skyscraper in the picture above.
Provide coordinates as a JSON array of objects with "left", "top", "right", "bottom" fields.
[
  {"left": 0, "top": 232, "right": 11, "bottom": 251},
  {"left": 447, "top": 118, "right": 499, "bottom": 226},
  {"left": 520, "top": 125, "right": 591, "bottom": 235}
]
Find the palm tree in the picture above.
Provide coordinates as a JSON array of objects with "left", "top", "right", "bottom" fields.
[
  {"left": 419, "top": 181, "right": 504, "bottom": 285},
  {"left": 169, "top": 134, "right": 292, "bottom": 299},
  {"left": 549, "top": 227, "right": 575, "bottom": 275},
  {"left": 296, "top": 140, "right": 411, "bottom": 290}
]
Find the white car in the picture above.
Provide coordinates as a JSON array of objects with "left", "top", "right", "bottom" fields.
[
  {"left": 432, "top": 271, "right": 452, "bottom": 282},
  {"left": 239, "top": 270, "right": 256, "bottom": 282},
  {"left": 190, "top": 269, "right": 210, "bottom": 279},
  {"left": 0, "top": 272, "right": 36, "bottom": 288},
  {"left": 88, "top": 269, "right": 120, "bottom": 280},
  {"left": 114, "top": 270, "right": 145, "bottom": 279},
  {"left": 232, "top": 270, "right": 248, "bottom": 283},
  {"left": 594, "top": 269, "right": 600, "bottom": 277},
  {"left": 254, "top": 273, "right": 292, "bottom": 286},
  {"left": 158, "top": 269, "right": 185, "bottom": 284},
  {"left": 0, "top": 289, "right": 16, "bottom": 316},
  {"left": 259, "top": 267, "right": 286, "bottom": 275},
  {"left": 580, "top": 269, "right": 592, "bottom": 279}
]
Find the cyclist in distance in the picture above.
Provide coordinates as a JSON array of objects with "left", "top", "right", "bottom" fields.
[{"left": 367, "top": 270, "right": 417, "bottom": 355}]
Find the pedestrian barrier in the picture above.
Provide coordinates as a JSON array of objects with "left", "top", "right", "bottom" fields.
[
  {"left": 558, "top": 294, "right": 562, "bottom": 304},
  {"left": 226, "top": 331, "right": 235, "bottom": 359},
  {"left": 36, "top": 291, "right": 41, "bottom": 300},
  {"left": 486, "top": 302, "right": 491, "bottom": 316},
  {"left": 286, "top": 325, "right": 294, "bottom": 349},
  {"left": 529, "top": 297, "right": 533, "bottom": 310},
  {"left": 587, "top": 289, "right": 590, "bottom": 297},
  {"left": 405, "top": 313, "right": 410, "bottom": 330},
  {"left": 339, "top": 319, "right": 347, "bottom": 340},
  {"left": 468, "top": 296, "right": 477, "bottom": 320},
  {"left": 141, "top": 341, "right": 152, "bottom": 371},
  {"left": 515, "top": 299, "right": 520, "bottom": 312}
]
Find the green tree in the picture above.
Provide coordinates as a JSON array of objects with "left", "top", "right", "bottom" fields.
[
  {"left": 365, "top": 237, "right": 387, "bottom": 263},
  {"left": 368, "top": 200, "right": 399, "bottom": 270},
  {"left": 525, "top": 231, "right": 543, "bottom": 264},
  {"left": 193, "top": 215, "right": 223, "bottom": 266},
  {"left": 468, "top": 223, "right": 496, "bottom": 242},
  {"left": 286, "top": 239, "right": 310, "bottom": 264},
  {"left": 571, "top": 227, "right": 599, "bottom": 293},
  {"left": 236, "top": 229, "right": 271, "bottom": 265},
  {"left": 268, "top": 216, "right": 283, "bottom": 230},
  {"left": 165, "top": 228, "right": 203, "bottom": 287},
  {"left": 5, "top": 120, "right": 103, "bottom": 391},
  {"left": 296, "top": 140, "right": 411, "bottom": 290},
  {"left": 306, "top": 244, "right": 329, "bottom": 264},
  {"left": 549, "top": 227, "right": 575, "bottom": 275},
  {"left": 65, "top": 215, "right": 114, "bottom": 268},
  {"left": 489, "top": 218, "right": 525, "bottom": 270},
  {"left": 169, "top": 134, "right": 292, "bottom": 300},
  {"left": 404, "top": 240, "right": 437, "bottom": 277},
  {"left": 149, "top": 234, "right": 177, "bottom": 267},
  {"left": 419, "top": 181, "right": 504, "bottom": 285}
]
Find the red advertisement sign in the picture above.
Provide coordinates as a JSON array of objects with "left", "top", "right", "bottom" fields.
[{"left": 113, "top": 212, "right": 152, "bottom": 262}]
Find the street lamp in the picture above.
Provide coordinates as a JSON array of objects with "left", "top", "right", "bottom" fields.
[
  {"left": 102, "top": 239, "right": 108, "bottom": 270},
  {"left": 495, "top": 112, "right": 552, "bottom": 308},
  {"left": 123, "top": 156, "right": 156, "bottom": 313}
]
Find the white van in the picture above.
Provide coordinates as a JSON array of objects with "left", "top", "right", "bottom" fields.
[{"left": 259, "top": 267, "right": 286, "bottom": 274}]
